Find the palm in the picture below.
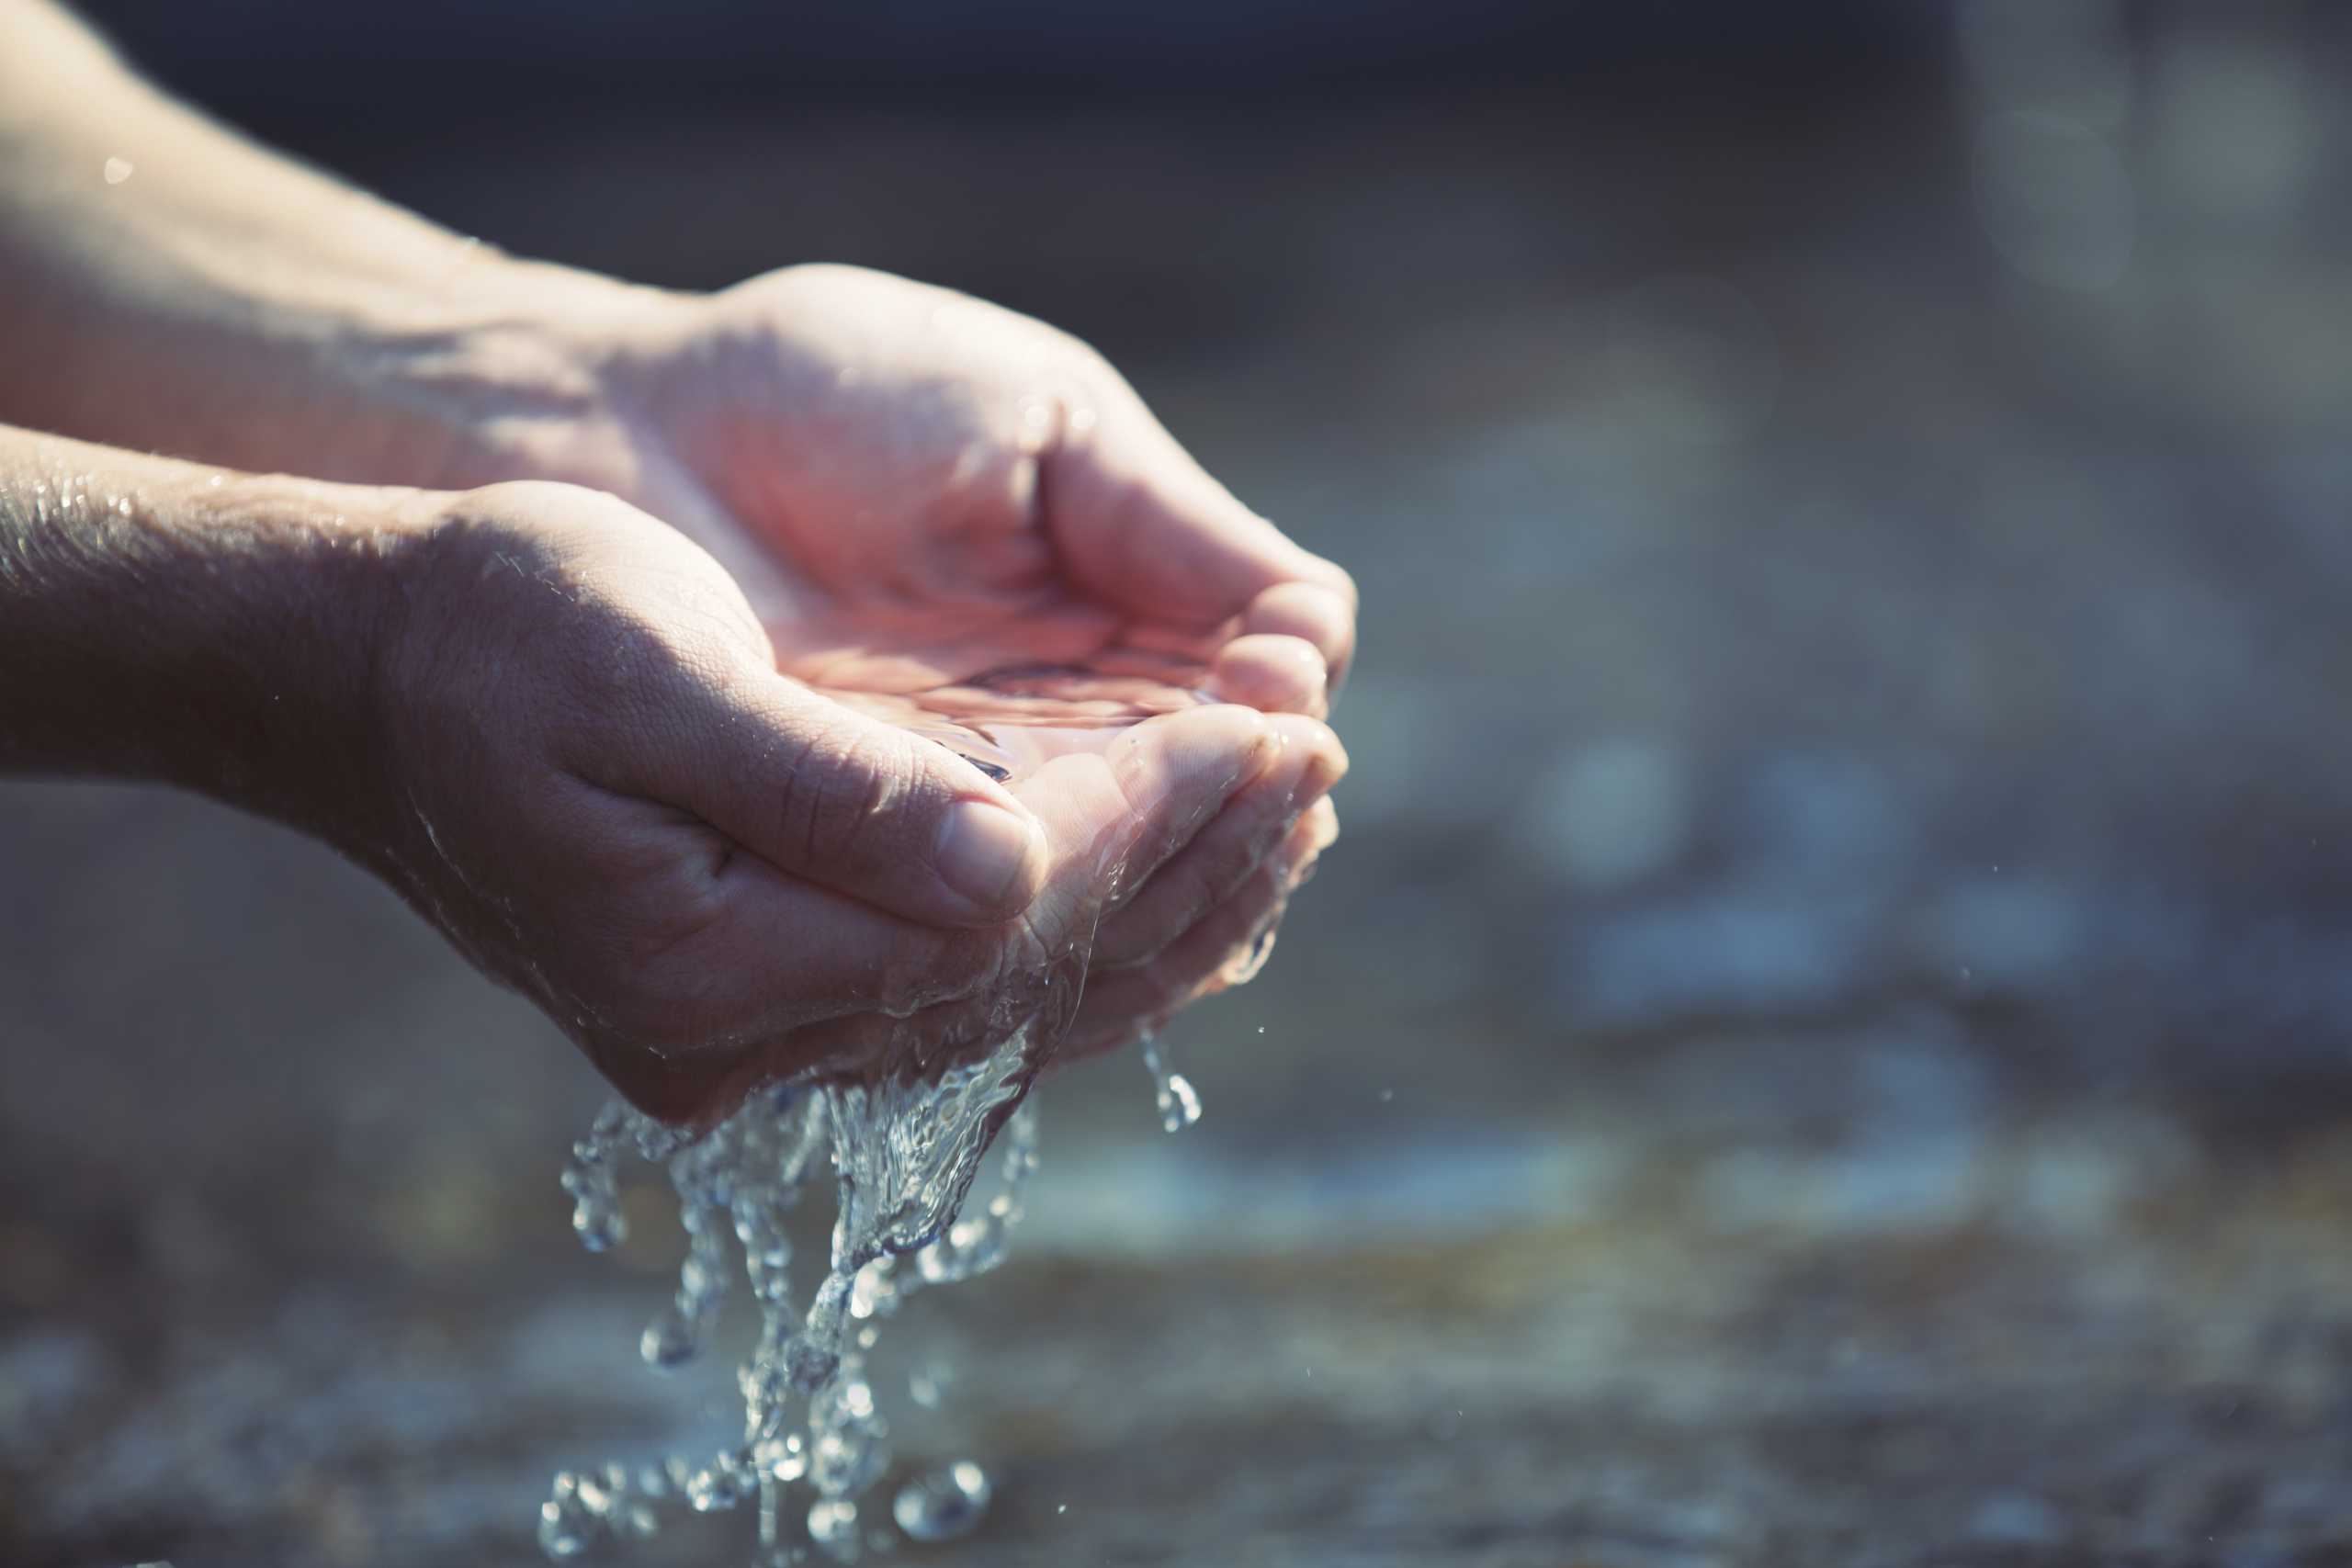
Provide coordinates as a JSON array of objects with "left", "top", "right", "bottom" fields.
[
  {"left": 614, "top": 264, "right": 1346, "bottom": 777},
  {"left": 560, "top": 264, "right": 1352, "bottom": 1075}
]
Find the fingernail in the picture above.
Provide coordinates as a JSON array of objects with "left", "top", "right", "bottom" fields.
[{"left": 933, "top": 800, "right": 1039, "bottom": 911}]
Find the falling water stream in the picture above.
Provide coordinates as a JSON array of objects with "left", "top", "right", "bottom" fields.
[
  {"left": 534, "top": 658, "right": 1220, "bottom": 1562},
  {"left": 538, "top": 1036, "right": 1196, "bottom": 1562}
]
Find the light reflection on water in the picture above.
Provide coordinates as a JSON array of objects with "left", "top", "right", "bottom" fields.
[{"left": 809, "top": 652, "right": 1217, "bottom": 782}]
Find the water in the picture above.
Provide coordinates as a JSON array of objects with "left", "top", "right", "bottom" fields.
[
  {"left": 539, "top": 1005, "right": 1225, "bottom": 1560},
  {"left": 537, "top": 659, "right": 1229, "bottom": 1561},
  {"left": 1140, "top": 1036, "right": 1202, "bottom": 1133},
  {"left": 538, "top": 1466, "right": 657, "bottom": 1559},
  {"left": 891, "top": 1461, "right": 993, "bottom": 1542},
  {"left": 805, "top": 1496, "right": 859, "bottom": 1561},
  {"left": 542, "top": 1060, "right": 1041, "bottom": 1561},
  {"left": 803, "top": 649, "right": 1222, "bottom": 786}
]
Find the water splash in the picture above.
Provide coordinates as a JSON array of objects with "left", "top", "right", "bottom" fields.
[
  {"left": 538, "top": 1023, "right": 1216, "bottom": 1558},
  {"left": 538, "top": 1056, "right": 1042, "bottom": 1562},
  {"left": 541, "top": 1012, "right": 1227, "bottom": 1560}
]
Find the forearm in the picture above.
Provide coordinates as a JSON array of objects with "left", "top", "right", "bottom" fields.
[
  {"left": 0, "top": 1, "right": 656, "bottom": 485},
  {"left": 0, "top": 423, "right": 415, "bottom": 830}
]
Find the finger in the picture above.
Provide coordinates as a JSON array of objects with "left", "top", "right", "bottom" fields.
[
  {"left": 1003, "top": 703, "right": 1280, "bottom": 936},
  {"left": 576, "top": 705, "right": 1286, "bottom": 1122},
  {"left": 606, "top": 973, "right": 1010, "bottom": 1130},
  {"left": 1061, "top": 811, "right": 1325, "bottom": 1062},
  {"left": 1298, "top": 794, "right": 1341, "bottom": 864},
  {"left": 609, "top": 654, "right": 1050, "bottom": 929},
  {"left": 1207, "top": 633, "right": 1329, "bottom": 716},
  {"left": 1064, "top": 883, "right": 1281, "bottom": 1061},
  {"left": 539, "top": 819, "right": 993, "bottom": 1125},
  {"left": 1091, "top": 713, "right": 1344, "bottom": 970},
  {"left": 784, "top": 705, "right": 1290, "bottom": 1089},
  {"left": 1242, "top": 581, "right": 1358, "bottom": 693},
  {"left": 552, "top": 819, "right": 973, "bottom": 1032},
  {"left": 1048, "top": 370, "right": 1357, "bottom": 631}
]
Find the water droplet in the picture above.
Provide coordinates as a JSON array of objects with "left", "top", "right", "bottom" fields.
[
  {"left": 891, "top": 1461, "right": 992, "bottom": 1542},
  {"left": 537, "top": 1464, "right": 650, "bottom": 1561},
  {"left": 102, "top": 155, "right": 133, "bottom": 185},
  {"left": 808, "top": 1497, "right": 861, "bottom": 1561},
  {"left": 684, "top": 1450, "right": 753, "bottom": 1513},
  {"left": 754, "top": 1431, "right": 808, "bottom": 1483},
  {"left": 1140, "top": 1037, "right": 1203, "bottom": 1133},
  {"left": 639, "top": 1307, "right": 697, "bottom": 1369},
  {"left": 537, "top": 1500, "right": 587, "bottom": 1559}
]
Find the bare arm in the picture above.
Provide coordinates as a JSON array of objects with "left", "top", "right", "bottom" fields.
[
  {"left": 0, "top": 0, "right": 639, "bottom": 485},
  {"left": 0, "top": 423, "right": 404, "bottom": 822},
  {"left": 0, "top": 2, "right": 1352, "bottom": 694}
]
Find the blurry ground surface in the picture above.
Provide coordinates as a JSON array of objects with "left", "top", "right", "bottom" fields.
[{"left": 10, "top": 9, "right": 2352, "bottom": 1565}]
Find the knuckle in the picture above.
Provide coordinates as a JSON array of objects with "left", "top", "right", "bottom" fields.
[{"left": 773, "top": 724, "right": 908, "bottom": 868}]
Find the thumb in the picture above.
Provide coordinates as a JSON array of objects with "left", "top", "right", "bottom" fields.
[
  {"left": 1046, "top": 369, "right": 1357, "bottom": 648},
  {"left": 628, "top": 659, "right": 1048, "bottom": 929}
]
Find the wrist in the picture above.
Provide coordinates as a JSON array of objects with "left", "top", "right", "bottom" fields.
[
  {"left": 0, "top": 432, "right": 430, "bottom": 843},
  {"left": 2, "top": 185, "right": 691, "bottom": 501},
  {"left": 187, "top": 470, "right": 429, "bottom": 848},
  {"left": 277, "top": 252, "right": 694, "bottom": 499}
]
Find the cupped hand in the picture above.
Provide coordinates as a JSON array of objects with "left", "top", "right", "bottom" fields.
[
  {"left": 364, "top": 481, "right": 1344, "bottom": 1124},
  {"left": 587, "top": 263, "right": 1358, "bottom": 716}
]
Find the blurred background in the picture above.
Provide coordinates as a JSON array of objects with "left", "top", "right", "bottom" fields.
[{"left": 6, "top": 1, "right": 2352, "bottom": 1562}]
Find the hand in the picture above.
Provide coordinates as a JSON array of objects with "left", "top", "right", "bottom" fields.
[
  {"left": 363, "top": 480, "right": 1345, "bottom": 1123},
  {"left": 505, "top": 264, "right": 1359, "bottom": 1074},
  {"left": 603, "top": 264, "right": 1358, "bottom": 712}
]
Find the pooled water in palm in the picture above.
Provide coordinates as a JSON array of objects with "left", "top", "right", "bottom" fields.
[
  {"left": 538, "top": 658, "right": 1223, "bottom": 1560},
  {"left": 813, "top": 648, "right": 1219, "bottom": 784}
]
